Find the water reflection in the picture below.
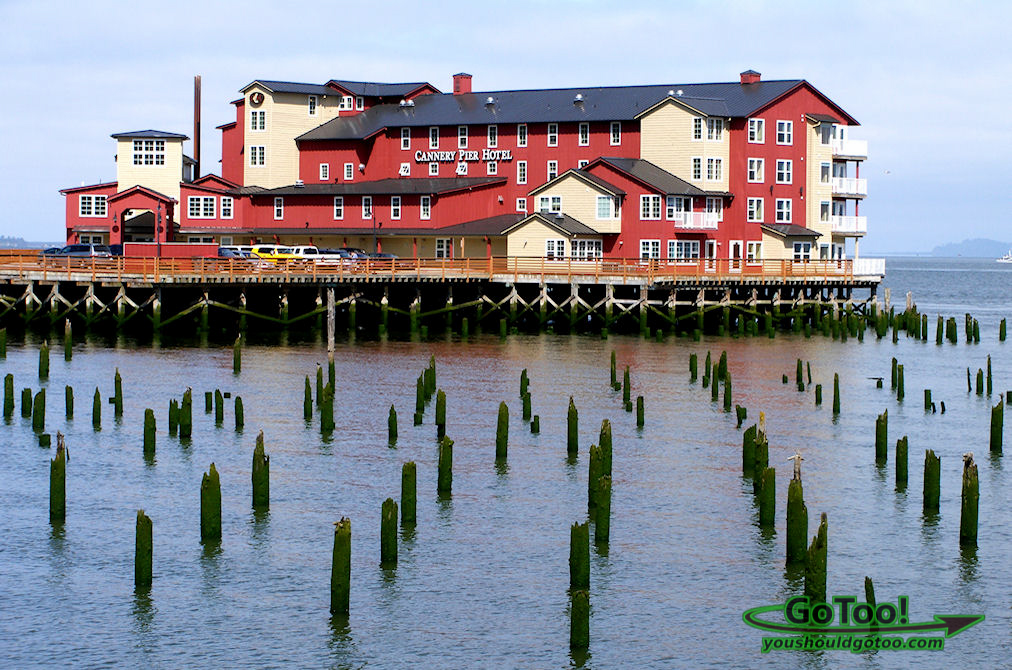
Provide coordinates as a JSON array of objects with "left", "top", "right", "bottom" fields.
[
  {"left": 132, "top": 588, "right": 155, "bottom": 632},
  {"left": 494, "top": 458, "right": 509, "bottom": 479},
  {"left": 199, "top": 540, "right": 223, "bottom": 596},
  {"left": 958, "top": 544, "right": 979, "bottom": 582},
  {"left": 327, "top": 614, "right": 356, "bottom": 665},
  {"left": 568, "top": 647, "right": 590, "bottom": 668}
]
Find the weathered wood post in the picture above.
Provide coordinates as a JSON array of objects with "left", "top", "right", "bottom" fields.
[
  {"left": 65, "top": 385, "right": 73, "bottom": 420},
  {"left": 496, "top": 401, "right": 509, "bottom": 460},
  {"left": 703, "top": 351, "right": 711, "bottom": 387},
  {"left": 32, "top": 389, "right": 45, "bottom": 433},
  {"left": 304, "top": 376, "right": 313, "bottom": 421},
  {"left": 796, "top": 359, "right": 804, "bottom": 391},
  {"left": 587, "top": 444, "right": 602, "bottom": 511},
  {"left": 530, "top": 415, "right": 540, "bottom": 433},
  {"left": 567, "top": 397, "right": 578, "bottom": 456},
  {"left": 316, "top": 365, "right": 324, "bottom": 408},
  {"left": 967, "top": 367, "right": 972, "bottom": 393},
  {"left": 804, "top": 513, "right": 828, "bottom": 603},
  {"left": 214, "top": 389, "right": 224, "bottom": 424},
  {"left": 3, "top": 373, "right": 12, "bottom": 419},
  {"left": 636, "top": 395, "right": 645, "bottom": 427},
  {"left": 896, "top": 436, "right": 908, "bottom": 487},
  {"left": 328, "top": 353, "right": 336, "bottom": 392},
  {"left": 252, "top": 431, "right": 269, "bottom": 510},
  {"left": 320, "top": 383, "right": 335, "bottom": 434},
  {"left": 595, "top": 475, "right": 612, "bottom": 544},
  {"left": 599, "top": 419, "right": 612, "bottom": 477},
  {"left": 718, "top": 351, "right": 728, "bottom": 382},
  {"left": 875, "top": 410, "right": 888, "bottom": 463},
  {"left": 570, "top": 521, "right": 590, "bottom": 589},
  {"left": 180, "top": 388, "right": 192, "bottom": 439},
  {"left": 991, "top": 400, "right": 1004, "bottom": 453},
  {"left": 21, "top": 387, "right": 32, "bottom": 418},
  {"left": 520, "top": 368, "right": 529, "bottom": 398},
  {"left": 401, "top": 462, "right": 416, "bottom": 524},
  {"left": 330, "top": 518, "right": 351, "bottom": 616},
  {"left": 143, "top": 408, "right": 155, "bottom": 455},
  {"left": 64, "top": 321, "right": 73, "bottom": 361},
  {"left": 936, "top": 315, "right": 944, "bottom": 345},
  {"left": 723, "top": 373, "right": 732, "bottom": 412},
  {"left": 786, "top": 477, "right": 808, "bottom": 565},
  {"left": 897, "top": 364, "right": 905, "bottom": 401},
  {"left": 833, "top": 374, "right": 841, "bottom": 415},
  {"left": 758, "top": 467, "right": 775, "bottom": 528},
  {"left": 753, "top": 424, "right": 769, "bottom": 494},
  {"left": 864, "top": 576, "right": 876, "bottom": 607},
  {"left": 815, "top": 384, "right": 823, "bottom": 406},
  {"left": 200, "top": 463, "right": 222, "bottom": 543},
  {"left": 435, "top": 389, "right": 447, "bottom": 438},
  {"left": 0, "top": 328, "right": 5, "bottom": 359},
  {"left": 50, "top": 433, "right": 67, "bottom": 523},
  {"left": 39, "top": 341, "right": 49, "bottom": 380},
  {"left": 205, "top": 391, "right": 213, "bottom": 414},
  {"left": 92, "top": 387, "right": 101, "bottom": 430},
  {"left": 711, "top": 370, "right": 720, "bottom": 402},
  {"left": 233, "top": 336, "right": 241, "bottom": 373},
  {"left": 735, "top": 405, "right": 747, "bottom": 429},
  {"left": 522, "top": 392, "right": 531, "bottom": 422},
  {"left": 234, "top": 396, "right": 244, "bottom": 431},
  {"left": 987, "top": 355, "right": 992, "bottom": 395},
  {"left": 689, "top": 353, "right": 697, "bottom": 383},
  {"left": 924, "top": 389, "right": 932, "bottom": 411},
  {"left": 891, "top": 357, "right": 897, "bottom": 390},
  {"left": 742, "top": 424, "right": 757, "bottom": 477},
  {"left": 114, "top": 369, "right": 123, "bottom": 418},
  {"left": 923, "top": 450, "right": 940, "bottom": 512},
  {"left": 622, "top": 366, "right": 631, "bottom": 406},
  {"left": 570, "top": 589, "right": 590, "bottom": 650},
  {"left": 388, "top": 405, "right": 398, "bottom": 445},
  {"left": 135, "top": 510, "right": 152, "bottom": 588},
  {"left": 380, "top": 498, "right": 398, "bottom": 567},
  {"left": 960, "top": 454, "right": 979, "bottom": 546},
  {"left": 437, "top": 435, "right": 453, "bottom": 494}
]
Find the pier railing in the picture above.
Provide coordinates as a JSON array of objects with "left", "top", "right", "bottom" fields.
[{"left": 0, "top": 253, "right": 884, "bottom": 285}]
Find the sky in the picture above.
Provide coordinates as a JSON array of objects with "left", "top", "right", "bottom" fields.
[{"left": 1, "top": 0, "right": 1009, "bottom": 252}]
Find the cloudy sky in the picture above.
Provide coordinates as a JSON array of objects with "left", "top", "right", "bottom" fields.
[{"left": 2, "top": 0, "right": 1009, "bottom": 252}]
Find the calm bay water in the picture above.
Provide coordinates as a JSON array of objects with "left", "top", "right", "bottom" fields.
[{"left": 1, "top": 257, "right": 1010, "bottom": 668}]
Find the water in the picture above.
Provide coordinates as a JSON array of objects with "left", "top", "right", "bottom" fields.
[{"left": 1, "top": 257, "right": 1010, "bottom": 668}]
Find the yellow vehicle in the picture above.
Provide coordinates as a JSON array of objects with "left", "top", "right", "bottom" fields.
[{"left": 251, "top": 245, "right": 300, "bottom": 262}]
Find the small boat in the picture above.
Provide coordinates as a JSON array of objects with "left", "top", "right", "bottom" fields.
[{"left": 998, "top": 250, "right": 1012, "bottom": 263}]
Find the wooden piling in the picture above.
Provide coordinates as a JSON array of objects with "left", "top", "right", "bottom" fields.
[
  {"left": 567, "top": 397, "right": 579, "bottom": 455},
  {"left": 39, "top": 341, "right": 49, "bottom": 380},
  {"left": 234, "top": 396, "right": 244, "bottom": 431},
  {"left": 587, "top": 444, "right": 602, "bottom": 511},
  {"left": 924, "top": 389, "right": 932, "bottom": 411},
  {"left": 936, "top": 316, "right": 944, "bottom": 345},
  {"left": 415, "top": 375, "right": 424, "bottom": 415},
  {"left": 570, "top": 521, "right": 590, "bottom": 589},
  {"left": 735, "top": 405, "right": 747, "bottom": 429},
  {"left": 610, "top": 351, "right": 618, "bottom": 388},
  {"left": 135, "top": 510, "right": 152, "bottom": 588},
  {"left": 796, "top": 359, "right": 803, "bottom": 390},
  {"left": 435, "top": 389, "right": 447, "bottom": 438},
  {"left": 180, "top": 388, "right": 192, "bottom": 439},
  {"left": 622, "top": 366, "right": 631, "bottom": 406},
  {"left": 3, "top": 373, "right": 12, "bottom": 419},
  {"left": 200, "top": 463, "right": 222, "bottom": 542},
  {"left": 114, "top": 369, "right": 123, "bottom": 418},
  {"left": 328, "top": 353, "right": 336, "bottom": 391},
  {"left": 570, "top": 589, "right": 590, "bottom": 650},
  {"left": 304, "top": 376, "right": 313, "bottom": 420},
  {"left": 753, "top": 427, "right": 769, "bottom": 494},
  {"left": 815, "top": 384, "right": 823, "bottom": 406},
  {"left": 0, "top": 328, "right": 5, "bottom": 358},
  {"left": 1000, "top": 318, "right": 1007, "bottom": 342},
  {"left": 213, "top": 390, "right": 223, "bottom": 424},
  {"left": 496, "top": 401, "right": 509, "bottom": 460},
  {"left": 50, "top": 433, "right": 67, "bottom": 522},
  {"left": 704, "top": 351, "right": 712, "bottom": 386},
  {"left": 990, "top": 400, "right": 1003, "bottom": 453},
  {"left": 316, "top": 365, "right": 324, "bottom": 408},
  {"left": 987, "top": 355, "right": 992, "bottom": 395},
  {"left": 65, "top": 385, "right": 73, "bottom": 420},
  {"left": 595, "top": 475, "right": 612, "bottom": 544},
  {"left": 896, "top": 436, "right": 908, "bottom": 487},
  {"left": 875, "top": 410, "right": 888, "bottom": 463},
  {"left": 522, "top": 392, "right": 531, "bottom": 422},
  {"left": 204, "top": 390, "right": 213, "bottom": 414},
  {"left": 401, "top": 462, "right": 416, "bottom": 524},
  {"left": 437, "top": 435, "right": 453, "bottom": 494},
  {"left": 531, "top": 415, "right": 540, "bottom": 434},
  {"left": 320, "top": 383, "right": 335, "bottom": 434},
  {"left": 32, "top": 389, "right": 45, "bottom": 433},
  {"left": 891, "top": 358, "right": 897, "bottom": 390},
  {"left": 976, "top": 368, "right": 984, "bottom": 396},
  {"left": 718, "top": 351, "right": 728, "bottom": 382},
  {"left": 923, "top": 450, "right": 940, "bottom": 512},
  {"left": 92, "top": 387, "right": 101, "bottom": 430},
  {"left": 233, "top": 336, "right": 241, "bottom": 373},
  {"left": 758, "top": 467, "right": 775, "bottom": 528},
  {"left": 252, "top": 431, "right": 269, "bottom": 510},
  {"left": 380, "top": 498, "right": 398, "bottom": 566},
  {"left": 832, "top": 374, "right": 840, "bottom": 415},
  {"left": 864, "top": 576, "right": 876, "bottom": 607},
  {"left": 21, "top": 387, "right": 31, "bottom": 418},
  {"left": 786, "top": 478, "right": 808, "bottom": 565},
  {"left": 330, "top": 517, "right": 351, "bottom": 615},
  {"left": 711, "top": 370, "right": 720, "bottom": 402},
  {"left": 143, "top": 408, "right": 155, "bottom": 455},
  {"left": 636, "top": 395, "right": 645, "bottom": 427},
  {"left": 742, "top": 425, "right": 756, "bottom": 477},
  {"left": 520, "top": 368, "right": 529, "bottom": 398},
  {"left": 804, "top": 513, "right": 828, "bottom": 603},
  {"left": 689, "top": 353, "right": 697, "bottom": 383},
  {"left": 388, "top": 405, "right": 398, "bottom": 445},
  {"left": 64, "top": 321, "right": 72, "bottom": 361},
  {"left": 723, "top": 373, "right": 732, "bottom": 412},
  {"left": 960, "top": 455, "right": 979, "bottom": 546}
]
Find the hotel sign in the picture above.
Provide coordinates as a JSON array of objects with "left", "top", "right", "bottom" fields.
[{"left": 415, "top": 149, "right": 514, "bottom": 163}]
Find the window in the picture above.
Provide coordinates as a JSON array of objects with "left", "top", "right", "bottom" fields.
[
  {"left": 187, "top": 236, "right": 214, "bottom": 244},
  {"left": 487, "top": 161, "right": 497, "bottom": 176},
  {"left": 133, "top": 139, "right": 166, "bottom": 166},
  {"left": 435, "top": 238, "right": 451, "bottom": 259},
  {"left": 545, "top": 239, "right": 565, "bottom": 259},
  {"left": 458, "top": 125, "right": 468, "bottom": 149},
  {"left": 547, "top": 160, "right": 558, "bottom": 180},
  {"left": 344, "top": 163, "right": 354, "bottom": 180},
  {"left": 487, "top": 125, "right": 498, "bottom": 148},
  {"left": 420, "top": 196, "right": 431, "bottom": 220},
  {"left": 398, "top": 163, "right": 411, "bottom": 177},
  {"left": 249, "top": 145, "right": 265, "bottom": 167},
  {"left": 221, "top": 196, "right": 233, "bottom": 219},
  {"left": 669, "top": 240, "right": 700, "bottom": 261},
  {"left": 666, "top": 196, "right": 690, "bottom": 220},
  {"left": 572, "top": 239, "right": 603, "bottom": 259},
  {"left": 776, "top": 120, "right": 793, "bottom": 145},
  {"left": 578, "top": 160, "right": 589, "bottom": 168},
  {"left": 748, "top": 118, "right": 764, "bottom": 143},
  {"left": 356, "top": 96, "right": 364, "bottom": 111},
  {"left": 547, "top": 123, "right": 558, "bottom": 147},
  {"left": 401, "top": 128, "right": 411, "bottom": 150},
  {"left": 705, "top": 197, "right": 723, "bottom": 221},
  {"left": 793, "top": 242, "right": 812, "bottom": 261},
  {"left": 516, "top": 198, "right": 527, "bottom": 213},
  {"left": 820, "top": 201, "right": 831, "bottom": 222},
  {"left": 220, "top": 236, "right": 233, "bottom": 246},
  {"left": 455, "top": 161, "right": 467, "bottom": 176},
  {"left": 339, "top": 96, "right": 354, "bottom": 110},
  {"left": 747, "top": 197, "right": 764, "bottom": 222},
  {"left": 390, "top": 196, "right": 401, "bottom": 220},
  {"left": 517, "top": 123, "right": 527, "bottom": 147},
  {"left": 250, "top": 110, "right": 265, "bottom": 131},
  {"left": 640, "top": 195, "right": 662, "bottom": 220},
  {"left": 692, "top": 118, "right": 703, "bottom": 140},
  {"left": 78, "top": 194, "right": 108, "bottom": 217},
  {"left": 429, "top": 127, "right": 439, "bottom": 149},
  {"left": 692, "top": 157, "right": 702, "bottom": 180},
  {"left": 333, "top": 197, "right": 344, "bottom": 220},
  {"left": 706, "top": 158, "right": 723, "bottom": 181},
  {"left": 362, "top": 196, "right": 373, "bottom": 219},
  {"left": 517, "top": 161, "right": 527, "bottom": 185},
  {"left": 538, "top": 196, "right": 561, "bottom": 213},
  {"left": 597, "top": 195, "right": 618, "bottom": 219},
  {"left": 820, "top": 163, "right": 831, "bottom": 184},
  {"left": 579, "top": 123, "right": 590, "bottom": 146},
  {"left": 820, "top": 124, "right": 833, "bottom": 145},
  {"left": 188, "top": 196, "right": 216, "bottom": 219},
  {"left": 640, "top": 239, "right": 660, "bottom": 259},
  {"left": 273, "top": 197, "right": 284, "bottom": 220},
  {"left": 747, "top": 158, "right": 764, "bottom": 183},
  {"left": 308, "top": 95, "right": 318, "bottom": 116},
  {"left": 776, "top": 159, "right": 792, "bottom": 184},
  {"left": 775, "top": 198, "right": 792, "bottom": 223},
  {"left": 610, "top": 121, "right": 621, "bottom": 146},
  {"left": 707, "top": 118, "right": 723, "bottom": 141},
  {"left": 429, "top": 162, "right": 439, "bottom": 177},
  {"left": 320, "top": 163, "right": 330, "bottom": 181},
  {"left": 746, "top": 241, "right": 763, "bottom": 262}
]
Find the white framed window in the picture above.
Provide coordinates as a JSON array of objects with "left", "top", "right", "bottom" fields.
[
  {"left": 748, "top": 118, "right": 764, "bottom": 143},
  {"left": 344, "top": 163, "right": 354, "bottom": 181},
  {"left": 705, "top": 197, "right": 723, "bottom": 221},
  {"left": 820, "top": 124, "right": 833, "bottom": 145},
  {"left": 775, "top": 198, "right": 792, "bottom": 223},
  {"left": 250, "top": 110, "right": 265, "bottom": 132},
  {"left": 516, "top": 198, "right": 527, "bottom": 213},
  {"left": 538, "top": 196, "right": 562, "bottom": 213},
  {"left": 516, "top": 161, "right": 527, "bottom": 185},
  {"left": 640, "top": 195, "right": 662, "bottom": 220},
  {"left": 221, "top": 196, "right": 233, "bottom": 219},
  {"left": 487, "top": 161, "right": 498, "bottom": 176},
  {"left": 707, "top": 118, "right": 723, "bottom": 141},
  {"left": 706, "top": 158, "right": 723, "bottom": 181},
  {"left": 545, "top": 238, "right": 565, "bottom": 259},
  {"left": 820, "top": 201, "right": 831, "bottom": 222},
  {"left": 669, "top": 240, "right": 700, "bottom": 262},
  {"left": 188, "top": 236, "right": 214, "bottom": 244},
  {"left": 597, "top": 195, "right": 618, "bottom": 219},
  {"left": 398, "top": 162, "right": 411, "bottom": 177},
  {"left": 249, "top": 145, "right": 265, "bottom": 167},
  {"left": 320, "top": 163, "right": 330, "bottom": 181},
  {"left": 220, "top": 236, "right": 233, "bottom": 246},
  {"left": 747, "top": 158, "right": 764, "bottom": 183},
  {"left": 517, "top": 123, "right": 527, "bottom": 147},
  {"left": 132, "top": 139, "right": 165, "bottom": 166},
  {"left": 692, "top": 118, "right": 703, "bottom": 140},
  {"left": 666, "top": 196, "right": 690, "bottom": 220},
  {"left": 420, "top": 196, "right": 431, "bottom": 220},
  {"left": 776, "top": 120, "right": 793, "bottom": 145},
  {"left": 547, "top": 160, "right": 558, "bottom": 180},
  {"left": 429, "top": 127, "right": 439, "bottom": 149},
  {"left": 793, "top": 242, "right": 812, "bottom": 261},
  {"left": 578, "top": 160, "right": 589, "bottom": 168},
  {"left": 308, "top": 95, "right": 318, "bottom": 116},
  {"left": 428, "top": 162, "right": 439, "bottom": 176},
  {"left": 435, "top": 238, "right": 452, "bottom": 259},
  {"left": 355, "top": 96, "right": 364, "bottom": 111},
  {"left": 776, "top": 159, "right": 793, "bottom": 184},
  {"left": 401, "top": 128, "right": 411, "bottom": 150},
  {"left": 391, "top": 196, "right": 401, "bottom": 220},
  {"left": 691, "top": 157, "right": 702, "bottom": 180},
  {"left": 273, "top": 197, "right": 284, "bottom": 220},
  {"left": 455, "top": 161, "right": 467, "bottom": 176},
  {"left": 747, "top": 197, "right": 764, "bottom": 222},
  {"left": 333, "top": 196, "right": 344, "bottom": 220},
  {"left": 640, "top": 239, "right": 660, "bottom": 259},
  {"left": 457, "top": 125, "right": 468, "bottom": 149},
  {"left": 610, "top": 121, "right": 621, "bottom": 146},
  {"left": 547, "top": 123, "right": 558, "bottom": 147},
  {"left": 572, "top": 239, "right": 603, "bottom": 260},
  {"left": 579, "top": 122, "right": 590, "bottom": 146},
  {"left": 820, "top": 162, "right": 831, "bottom": 184},
  {"left": 339, "top": 96, "right": 354, "bottom": 110},
  {"left": 746, "top": 241, "right": 763, "bottom": 262},
  {"left": 78, "top": 194, "right": 108, "bottom": 217},
  {"left": 362, "top": 196, "right": 373, "bottom": 219},
  {"left": 487, "top": 125, "right": 498, "bottom": 148},
  {"left": 188, "top": 196, "right": 216, "bottom": 219}
]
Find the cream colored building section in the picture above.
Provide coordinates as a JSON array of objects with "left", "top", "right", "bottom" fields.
[
  {"left": 505, "top": 219, "right": 571, "bottom": 257},
  {"left": 759, "top": 231, "right": 795, "bottom": 260},
  {"left": 115, "top": 138, "right": 185, "bottom": 213},
  {"left": 243, "top": 85, "right": 343, "bottom": 188},
  {"left": 805, "top": 122, "right": 834, "bottom": 256},
  {"left": 262, "top": 235, "right": 504, "bottom": 259},
  {"left": 532, "top": 174, "right": 620, "bottom": 233},
  {"left": 639, "top": 101, "right": 729, "bottom": 191}
]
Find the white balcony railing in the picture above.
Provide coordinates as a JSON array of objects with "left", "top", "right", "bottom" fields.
[
  {"left": 831, "top": 177, "right": 867, "bottom": 197},
  {"left": 854, "top": 257, "right": 885, "bottom": 277},
  {"left": 830, "top": 215, "right": 867, "bottom": 234},
  {"left": 672, "top": 212, "right": 719, "bottom": 230},
  {"left": 831, "top": 138, "right": 868, "bottom": 158}
]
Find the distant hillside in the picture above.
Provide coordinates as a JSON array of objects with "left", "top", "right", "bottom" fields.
[
  {"left": 931, "top": 238, "right": 1011, "bottom": 258},
  {"left": 0, "top": 236, "right": 62, "bottom": 249}
]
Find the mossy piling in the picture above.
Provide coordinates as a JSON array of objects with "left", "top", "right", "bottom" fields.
[
  {"left": 135, "top": 510, "right": 152, "bottom": 588},
  {"left": 380, "top": 498, "right": 398, "bottom": 566},
  {"left": 804, "top": 513, "right": 828, "bottom": 603},
  {"left": 570, "top": 521, "right": 590, "bottom": 589},
  {"left": 959, "top": 455, "right": 979, "bottom": 546},
  {"left": 401, "top": 462, "right": 416, "bottom": 524},
  {"left": 49, "top": 433, "right": 67, "bottom": 522},
  {"left": 496, "top": 401, "right": 509, "bottom": 460},
  {"left": 200, "top": 463, "right": 222, "bottom": 543},
  {"left": 252, "top": 431, "right": 269, "bottom": 510},
  {"left": 330, "top": 517, "right": 351, "bottom": 615},
  {"left": 923, "top": 450, "right": 940, "bottom": 512}
]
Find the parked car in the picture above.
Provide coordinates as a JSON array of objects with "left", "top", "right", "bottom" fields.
[
  {"left": 218, "top": 247, "right": 243, "bottom": 259},
  {"left": 251, "top": 245, "right": 300, "bottom": 262},
  {"left": 367, "top": 252, "right": 398, "bottom": 260},
  {"left": 343, "top": 247, "right": 371, "bottom": 259},
  {"left": 108, "top": 244, "right": 123, "bottom": 256},
  {"left": 39, "top": 247, "right": 63, "bottom": 257},
  {"left": 59, "top": 244, "right": 112, "bottom": 257}
]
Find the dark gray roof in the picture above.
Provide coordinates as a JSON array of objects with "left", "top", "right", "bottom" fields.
[
  {"left": 807, "top": 113, "right": 840, "bottom": 124},
  {"left": 249, "top": 177, "right": 505, "bottom": 197},
  {"left": 434, "top": 214, "right": 524, "bottom": 236},
  {"left": 760, "top": 224, "right": 822, "bottom": 239},
  {"left": 296, "top": 79, "right": 819, "bottom": 142},
  {"left": 110, "top": 130, "right": 189, "bottom": 140},
  {"left": 505, "top": 212, "right": 600, "bottom": 237},
  {"left": 593, "top": 158, "right": 707, "bottom": 196},
  {"left": 241, "top": 80, "right": 334, "bottom": 96},
  {"left": 327, "top": 80, "right": 435, "bottom": 98}
]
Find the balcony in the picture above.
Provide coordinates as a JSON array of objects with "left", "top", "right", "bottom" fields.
[
  {"left": 831, "top": 177, "right": 867, "bottom": 197},
  {"left": 672, "top": 212, "right": 718, "bottom": 230},
  {"left": 854, "top": 258, "right": 885, "bottom": 278},
  {"left": 831, "top": 138, "right": 868, "bottom": 159},
  {"left": 830, "top": 215, "right": 867, "bottom": 235}
]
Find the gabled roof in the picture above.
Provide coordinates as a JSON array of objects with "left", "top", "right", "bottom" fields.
[
  {"left": 590, "top": 157, "right": 708, "bottom": 197},
  {"left": 192, "top": 174, "right": 240, "bottom": 189},
  {"left": 528, "top": 168, "right": 626, "bottom": 197},
  {"left": 806, "top": 113, "right": 841, "bottom": 124},
  {"left": 503, "top": 212, "right": 601, "bottom": 237},
  {"left": 240, "top": 80, "right": 334, "bottom": 96},
  {"left": 59, "top": 181, "right": 118, "bottom": 195},
  {"left": 326, "top": 80, "right": 438, "bottom": 98},
  {"left": 107, "top": 185, "right": 176, "bottom": 203},
  {"left": 110, "top": 130, "right": 189, "bottom": 140},
  {"left": 248, "top": 177, "right": 505, "bottom": 197},
  {"left": 215, "top": 121, "right": 237, "bottom": 130},
  {"left": 434, "top": 214, "right": 524, "bottom": 236},
  {"left": 760, "top": 224, "right": 822, "bottom": 239}
]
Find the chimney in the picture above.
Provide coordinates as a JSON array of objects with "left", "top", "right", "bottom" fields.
[
  {"left": 453, "top": 72, "right": 472, "bottom": 95},
  {"left": 740, "top": 70, "right": 761, "bottom": 85},
  {"left": 193, "top": 75, "right": 202, "bottom": 179}
]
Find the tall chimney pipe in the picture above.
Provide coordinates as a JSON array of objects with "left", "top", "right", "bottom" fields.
[{"left": 194, "top": 75, "right": 202, "bottom": 179}]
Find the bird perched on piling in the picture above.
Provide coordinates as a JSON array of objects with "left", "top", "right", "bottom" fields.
[{"left": 788, "top": 451, "right": 804, "bottom": 481}]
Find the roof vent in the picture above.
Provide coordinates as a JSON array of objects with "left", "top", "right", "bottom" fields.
[
  {"left": 668, "top": 90, "right": 675, "bottom": 96},
  {"left": 295, "top": 179, "right": 305, "bottom": 188},
  {"left": 676, "top": 89, "right": 683, "bottom": 96},
  {"left": 555, "top": 212, "right": 564, "bottom": 220},
  {"left": 485, "top": 96, "right": 495, "bottom": 105},
  {"left": 398, "top": 99, "right": 414, "bottom": 107},
  {"left": 574, "top": 93, "right": 584, "bottom": 103}
]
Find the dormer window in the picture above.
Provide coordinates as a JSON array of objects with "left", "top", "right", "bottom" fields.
[{"left": 339, "top": 96, "right": 354, "bottom": 110}]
